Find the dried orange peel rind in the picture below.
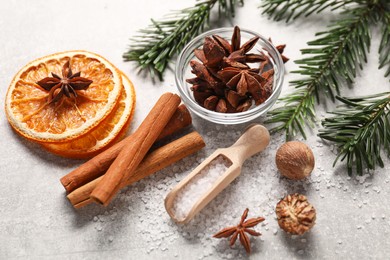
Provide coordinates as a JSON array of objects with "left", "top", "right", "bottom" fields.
[
  {"left": 5, "top": 50, "right": 123, "bottom": 143},
  {"left": 41, "top": 72, "right": 136, "bottom": 159}
]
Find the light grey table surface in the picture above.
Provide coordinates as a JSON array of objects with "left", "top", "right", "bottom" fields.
[{"left": 1, "top": 1, "right": 389, "bottom": 259}]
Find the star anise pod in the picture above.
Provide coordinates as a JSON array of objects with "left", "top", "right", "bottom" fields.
[
  {"left": 213, "top": 208, "right": 265, "bottom": 254},
  {"left": 37, "top": 61, "right": 93, "bottom": 104},
  {"left": 198, "top": 26, "right": 266, "bottom": 70},
  {"left": 269, "top": 38, "right": 289, "bottom": 64},
  {"left": 218, "top": 67, "right": 269, "bottom": 105},
  {"left": 221, "top": 26, "right": 266, "bottom": 68}
]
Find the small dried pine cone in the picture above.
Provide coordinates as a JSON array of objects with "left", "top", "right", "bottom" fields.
[{"left": 275, "top": 193, "right": 316, "bottom": 235}]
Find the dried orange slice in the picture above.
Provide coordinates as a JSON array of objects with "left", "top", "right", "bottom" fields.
[
  {"left": 5, "top": 50, "right": 122, "bottom": 143},
  {"left": 41, "top": 73, "right": 136, "bottom": 158}
]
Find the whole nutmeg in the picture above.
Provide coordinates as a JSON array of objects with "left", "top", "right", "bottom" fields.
[
  {"left": 275, "top": 193, "right": 316, "bottom": 235},
  {"left": 275, "top": 141, "right": 315, "bottom": 180}
]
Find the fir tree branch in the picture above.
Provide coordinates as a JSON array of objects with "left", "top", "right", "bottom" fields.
[
  {"left": 318, "top": 93, "right": 390, "bottom": 175},
  {"left": 123, "top": 0, "right": 243, "bottom": 80},
  {"left": 266, "top": 6, "right": 374, "bottom": 140},
  {"left": 379, "top": 11, "right": 390, "bottom": 79},
  {"left": 261, "top": 0, "right": 360, "bottom": 22}
]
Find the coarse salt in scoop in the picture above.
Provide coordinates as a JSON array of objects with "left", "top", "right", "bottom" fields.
[{"left": 165, "top": 124, "right": 270, "bottom": 224}]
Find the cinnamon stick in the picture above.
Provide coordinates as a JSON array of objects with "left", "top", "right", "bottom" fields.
[
  {"left": 90, "top": 93, "right": 181, "bottom": 206},
  {"left": 157, "top": 104, "right": 192, "bottom": 140},
  {"left": 60, "top": 104, "right": 191, "bottom": 193},
  {"left": 68, "top": 131, "right": 205, "bottom": 208}
]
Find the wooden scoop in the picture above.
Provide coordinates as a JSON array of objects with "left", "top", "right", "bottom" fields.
[{"left": 164, "top": 124, "right": 270, "bottom": 224}]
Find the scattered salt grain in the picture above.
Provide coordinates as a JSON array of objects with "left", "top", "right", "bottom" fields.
[
  {"left": 171, "top": 156, "right": 231, "bottom": 220},
  {"left": 85, "top": 128, "right": 387, "bottom": 258}
]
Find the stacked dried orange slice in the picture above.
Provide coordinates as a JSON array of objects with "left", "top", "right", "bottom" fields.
[{"left": 5, "top": 50, "right": 136, "bottom": 158}]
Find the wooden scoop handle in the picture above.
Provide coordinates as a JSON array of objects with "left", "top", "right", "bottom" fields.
[{"left": 223, "top": 124, "right": 270, "bottom": 164}]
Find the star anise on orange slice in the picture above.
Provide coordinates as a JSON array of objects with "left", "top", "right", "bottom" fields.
[
  {"left": 213, "top": 208, "right": 265, "bottom": 254},
  {"left": 37, "top": 60, "right": 93, "bottom": 104}
]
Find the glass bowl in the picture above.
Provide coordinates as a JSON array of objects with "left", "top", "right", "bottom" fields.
[{"left": 175, "top": 27, "right": 285, "bottom": 125}]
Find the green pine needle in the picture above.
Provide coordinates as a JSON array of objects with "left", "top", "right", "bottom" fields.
[
  {"left": 123, "top": 0, "right": 244, "bottom": 81},
  {"left": 318, "top": 93, "right": 390, "bottom": 175},
  {"left": 379, "top": 12, "right": 390, "bottom": 78},
  {"left": 261, "top": 0, "right": 358, "bottom": 22},
  {"left": 266, "top": 6, "right": 374, "bottom": 140}
]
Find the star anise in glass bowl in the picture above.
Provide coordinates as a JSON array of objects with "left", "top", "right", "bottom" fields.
[{"left": 175, "top": 26, "right": 286, "bottom": 124}]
